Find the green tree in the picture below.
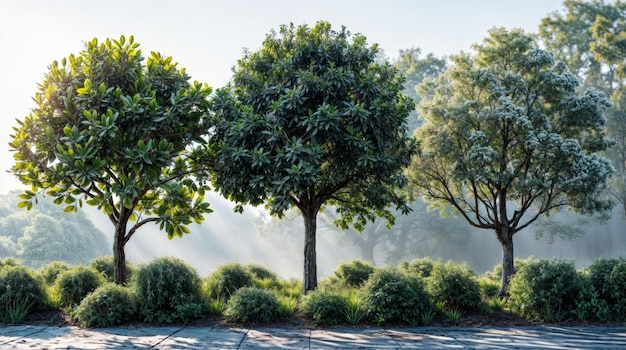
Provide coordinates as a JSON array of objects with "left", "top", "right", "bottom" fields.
[
  {"left": 540, "top": 0, "right": 626, "bottom": 217},
  {"left": 393, "top": 48, "right": 447, "bottom": 132},
  {"left": 407, "top": 28, "right": 614, "bottom": 295},
  {"left": 9, "top": 36, "right": 213, "bottom": 284},
  {"left": 209, "top": 22, "right": 416, "bottom": 293}
]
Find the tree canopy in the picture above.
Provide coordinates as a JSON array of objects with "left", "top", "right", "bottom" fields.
[
  {"left": 408, "top": 28, "right": 615, "bottom": 294},
  {"left": 209, "top": 21, "right": 416, "bottom": 292},
  {"left": 540, "top": 0, "right": 626, "bottom": 217},
  {"left": 9, "top": 36, "right": 213, "bottom": 284}
]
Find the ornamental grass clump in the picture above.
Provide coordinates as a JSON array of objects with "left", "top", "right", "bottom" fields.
[{"left": 0, "top": 265, "right": 49, "bottom": 323}]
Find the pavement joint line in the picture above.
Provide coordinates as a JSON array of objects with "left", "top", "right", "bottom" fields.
[
  {"left": 384, "top": 328, "right": 404, "bottom": 349},
  {"left": 149, "top": 325, "right": 185, "bottom": 348},
  {"left": 0, "top": 325, "right": 49, "bottom": 346},
  {"left": 236, "top": 328, "right": 249, "bottom": 349}
]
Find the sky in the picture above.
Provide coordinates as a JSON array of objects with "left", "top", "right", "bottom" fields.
[{"left": 0, "top": 0, "right": 566, "bottom": 196}]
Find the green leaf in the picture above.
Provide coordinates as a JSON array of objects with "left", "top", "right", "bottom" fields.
[
  {"left": 16, "top": 201, "right": 30, "bottom": 209},
  {"left": 63, "top": 205, "right": 76, "bottom": 213}
]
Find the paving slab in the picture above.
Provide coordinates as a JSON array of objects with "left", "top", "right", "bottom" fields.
[{"left": 1, "top": 325, "right": 625, "bottom": 349}]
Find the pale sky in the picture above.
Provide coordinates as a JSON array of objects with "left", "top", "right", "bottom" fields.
[{"left": 0, "top": 0, "right": 565, "bottom": 196}]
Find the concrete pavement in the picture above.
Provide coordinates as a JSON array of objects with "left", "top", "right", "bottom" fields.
[{"left": 1, "top": 325, "right": 625, "bottom": 349}]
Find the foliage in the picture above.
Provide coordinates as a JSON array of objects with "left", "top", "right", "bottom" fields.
[
  {"left": 0, "top": 265, "right": 49, "bottom": 323},
  {"left": 540, "top": 0, "right": 626, "bottom": 217},
  {"left": 362, "top": 268, "right": 431, "bottom": 325},
  {"left": 223, "top": 287, "right": 280, "bottom": 324},
  {"left": 89, "top": 256, "right": 134, "bottom": 283},
  {"left": 245, "top": 263, "right": 278, "bottom": 282},
  {"left": 133, "top": 257, "right": 204, "bottom": 323},
  {"left": 392, "top": 48, "right": 447, "bottom": 132},
  {"left": 333, "top": 259, "right": 376, "bottom": 287},
  {"left": 400, "top": 257, "right": 435, "bottom": 278},
  {"left": 0, "top": 192, "right": 109, "bottom": 269},
  {"left": 408, "top": 27, "right": 614, "bottom": 295},
  {"left": 9, "top": 35, "right": 213, "bottom": 284},
  {"left": 38, "top": 261, "right": 71, "bottom": 285},
  {"left": 71, "top": 283, "right": 136, "bottom": 328},
  {"left": 54, "top": 266, "right": 104, "bottom": 308},
  {"left": 276, "top": 295, "right": 298, "bottom": 318},
  {"left": 582, "top": 257, "right": 626, "bottom": 321},
  {"left": 509, "top": 259, "right": 584, "bottom": 321},
  {"left": 427, "top": 261, "right": 482, "bottom": 312},
  {"left": 301, "top": 289, "right": 349, "bottom": 325},
  {"left": 203, "top": 263, "right": 254, "bottom": 300},
  {"left": 209, "top": 21, "right": 416, "bottom": 292}
]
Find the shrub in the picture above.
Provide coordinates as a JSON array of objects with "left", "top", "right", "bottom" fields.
[
  {"left": 300, "top": 289, "right": 348, "bottom": 325},
  {"left": 245, "top": 263, "right": 277, "bottom": 281},
  {"left": 509, "top": 258, "right": 583, "bottom": 321},
  {"left": 334, "top": 259, "right": 376, "bottom": 287},
  {"left": 89, "top": 256, "right": 134, "bottom": 283},
  {"left": 55, "top": 266, "right": 104, "bottom": 308},
  {"left": 38, "top": 261, "right": 71, "bottom": 286},
  {"left": 362, "top": 268, "right": 431, "bottom": 325},
  {"left": 0, "top": 265, "right": 49, "bottom": 323},
  {"left": 428, "top": 261, "right": 482, "bottom": 312},
  {"left": 223, "top": 287, "right": 280, "bottom": 324},
  {"left": 203, "top": 263, "right": 254, "bottom": 300},
  {"left": 71, "top": 284, "right": 136, "bottom": 328},
  {"left": 134, "top": 257, "right": 204, "bottom": 323},
  {"left": 401, "top": 258, "right": 435, "bottom": 278},
  {"left": 0, "top": 257, "right": 20, "bottom": 270}
]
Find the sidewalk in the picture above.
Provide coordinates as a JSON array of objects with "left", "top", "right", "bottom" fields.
[{"left": 1, "top": 325, "right": 626, "bottom": 349}]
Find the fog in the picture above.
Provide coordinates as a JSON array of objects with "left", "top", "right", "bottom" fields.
[{"left": 85, "top": 193, "right": 625, "bottom": 278}]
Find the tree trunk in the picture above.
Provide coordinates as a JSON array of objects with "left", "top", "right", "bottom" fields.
[
  {"left": 113, "top": 223, "right": 127, "bottom": 285},
  {"left": 302, "top": 209, "right": 318, "bottom": 294},
  {"left": 498, "top": 229, "right": 514, "bottom": 296},
  {"left": 360, "top": 243, "right": 375, "bottom": 264}
]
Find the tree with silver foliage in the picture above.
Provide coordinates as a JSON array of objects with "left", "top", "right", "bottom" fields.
[
  {"left": 407, "top": 28, "right": 615, "bottom": 295},
  {"left": 210, "top": 22, "right": 416, "bottom": 293}
]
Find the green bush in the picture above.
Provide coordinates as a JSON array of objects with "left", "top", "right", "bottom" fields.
[
  {"left": 583, "top": 258, "right": 626, "bottom": 321},
  {"left": 362, "top": 268, "right": 431, "bottom": 325},
  {"left": 400, "top": 258, "right": 435, "bottom": 278},
  {"left": 134, "top": 257, "right": 204, "bottom": 324},
  {"left": 0, "top": 257, "right": 20, "bottom": 270},
  {"left": 245, "top": 263, "right": 278, "bottom": 281},
  {"left": 38, "top": 261, "right": 71, "bottom": 286},
  {"left": 54, "top": 266, "right": 104, "bottom": 308},
  {"left": 509, "top": 258, "right": 583, "bottom": 321},
  {"left": 428, "top": 261, "right": 482, "bottom": 312},
  {"left": 0, "top": 265, "right": 49, "bottom": 323},
  {"left": 203, "top": 263, "right": 254, "bottom": 300},
  {"left": 334, "top": 259, "right": 376, "bottom": 287},
  {"left": 223, "top": 287, "right": 280, "bottom": 324},
  {"left": 301, "top": 289, "right": 348, "bottom": 325},
  {"left": 71, "top": 284, "right": 136, "bottom": 328},
  {"left": 89, "top": 256, "right": 134, "bottom": 283}
]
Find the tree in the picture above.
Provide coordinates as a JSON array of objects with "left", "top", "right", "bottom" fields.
[
  {"left": 407, "top": 28, "right": 614, "bottom": 295},
  {"left": 209, "top": 22, "right": 416, "bottom": 293},
  {"left": 393, "top": 48, "right": 447, "bottom": 132},
  {"left": 540, "top": 0, "right": 626, "bottom": 217},
  {"left": 9, "top": 36, "right": 213, "bottom": 284}
]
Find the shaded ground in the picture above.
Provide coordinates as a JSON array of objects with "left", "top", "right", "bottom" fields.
[{"left": 22, "top": 309, "right": 625, "bottom": 329}]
